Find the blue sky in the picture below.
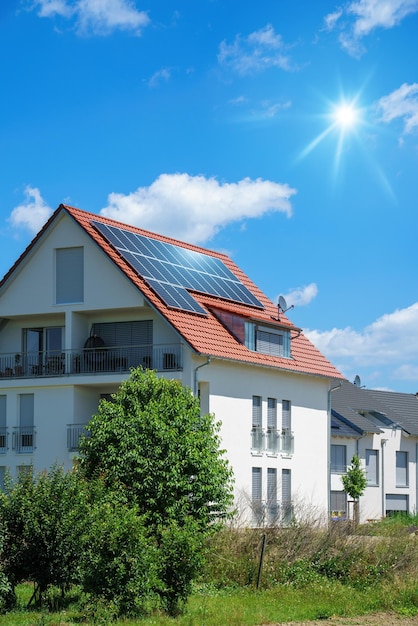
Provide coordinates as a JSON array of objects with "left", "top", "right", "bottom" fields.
[{"left": 1, "top": 0, "right": 418, "bottom": 392}]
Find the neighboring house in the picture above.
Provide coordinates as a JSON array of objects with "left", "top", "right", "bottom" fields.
[
  {"left": 0, "top": 204, "right": 343, "bottom": 524},
  {"left": 331, "top": 380, "right": 418, "bottom": 522}
]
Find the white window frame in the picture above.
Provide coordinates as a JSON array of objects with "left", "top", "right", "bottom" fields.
[
  {"left": 366, "top": 449, "right": 379, "bottom": 486},
  {"left": 396, "top": 451, "right": 408, "bottom": 487}
]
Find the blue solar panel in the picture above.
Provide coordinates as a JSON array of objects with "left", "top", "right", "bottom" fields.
[{"left": 92, "top": 221, "right": 264, "bottom": 314}]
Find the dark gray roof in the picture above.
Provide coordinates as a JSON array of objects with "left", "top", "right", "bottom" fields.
[
  {"left": 331, "top": 380, "right": 418, "bottom": 437},
  {"left": 364, "top": 389, "right": 418, "bottom": 436},
  {"left": 331, "top": 381, "right": 383, "bottom": 434},
  {"left": 331, "top": 412, "right": 362, "bottom": 438}
]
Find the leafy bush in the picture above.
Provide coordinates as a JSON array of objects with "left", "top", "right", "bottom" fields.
[
  {"left": 80, "top": 484, "right": 160, "bottom": 617},
  {"left": 0, "top": 465, "right": 89, "bottom": 607}
]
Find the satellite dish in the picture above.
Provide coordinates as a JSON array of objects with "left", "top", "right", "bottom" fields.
[
  {"left": 277, "top": 295, "right": 294, "bottom": 320},
  {"left": 278, "top": 295, "right": 288, "bottom": 312},
  {"left": 354, "top": 375, "right": 361, "bottom": 387}
]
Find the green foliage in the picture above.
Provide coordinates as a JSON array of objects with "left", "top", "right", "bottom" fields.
[
  {"left": 80, "top": 483, "right": 159, "bottom": 617},
  {"left": 79, "top": 368, "right": 234, "bottom": 532},
  {"left": 0, "top": 465, "right": 89, "bottom": 608},
  {"left": 341, "top": 454, "right": 367, "bottom": 500},
  {"left": 78, "top": 367, "right": 234, "bottom": 614}
]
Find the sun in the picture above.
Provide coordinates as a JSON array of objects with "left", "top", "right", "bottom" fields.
[
  {"left": 333, "top": 103, "right": 358, "bottom": 128},
  {"left": 297, "top": 95, "right": 363, "bottom": 165}
]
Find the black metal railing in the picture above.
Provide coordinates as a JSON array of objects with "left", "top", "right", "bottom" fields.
[{"left": 0, "top": 343, "right": 183, "bottom": 379}]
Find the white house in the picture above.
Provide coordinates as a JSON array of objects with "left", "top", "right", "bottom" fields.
[
  {"left": 0, "top": 204, "right": 344, "bottom": 525},
  {"left": 331, "top": 380, "right": 418, "bottom": 522}
]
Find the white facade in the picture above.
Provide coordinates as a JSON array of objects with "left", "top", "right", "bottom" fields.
[
  {"left": 330, "top": 383, "right": 418, "bottom": 523},
  {"left": 0, "top": 208, "right": 342, "bottom": 525}
]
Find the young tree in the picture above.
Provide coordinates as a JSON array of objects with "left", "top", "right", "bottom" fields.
[
  {"left": 0, "top": 465, "right": 89, "bottom": 607},
  {"left": 78, "top": 367, "right": 234, "bottom": 613},
  {"left": 341, "top": 454, "right": 367, "bottom": 526}
]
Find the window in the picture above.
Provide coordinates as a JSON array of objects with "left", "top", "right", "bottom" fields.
[
  {"left": 252, "top": 467, "right": 263, "bottom": 525},
  {"left": 56, "top": 247, "right": 84, "bottom": 304},
  {"left": 331, "top": 491, "right": 347, "bottom": 518},
  {"left": 386, "top": 494, "right": 408, "bottom": 516},
  {"left": 366, "top": 449, "right": 379, "bottom": 486},
  {"left": 24, "top": 327, "right": 64, "bottom": 375},
  {"left": 0, "top": 466, "right": 5, "bottom": 491},
  {"left": 266, "top": 398, "right": 278, "bottom": 453},
  {"left": 210, "top": 309, "right": 290, "bottom": 358},
  {"left": 267, "top": 468, "right": 278, "bottom": 522},
  {"left": 281, "top": 400, "right": 293, "bottom": 454},
  {"left": 396, "top": 451, "right": 408, "bottom": 487},
  {"left": 0, "top": 396, "right": 6, "bottom": 453},
  {"left": 251, "top": 396, "right": 263, "bottom": 452},
  {"left": 331, "top": 444, "right": 347, "bottom": 473},
  {"left": 282, "top": 468, "right": 292, "bottom": 524},
  {"left": 256, "top": 326, "right": 290, "bottom": 358},
  {"left": 90, "top": 320, "right": 153, "bottom": 369},
  {"left": 13, "top": 394, "right": 34, "bottom": 453}
]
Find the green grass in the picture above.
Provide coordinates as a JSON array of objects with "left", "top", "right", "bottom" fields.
[{"left": 1, "top": 577, "right": 417, "bottom": 626}]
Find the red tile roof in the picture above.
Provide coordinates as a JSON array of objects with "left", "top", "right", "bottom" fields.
[{"left": 2, "top": 203, "right": 343, "bottom": 381}]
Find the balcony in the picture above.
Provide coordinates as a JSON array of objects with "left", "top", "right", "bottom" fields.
[
  {"left": 12, "top": 426, "right": 35, "bottom": 453},
  {"left": 252, "top": 500, "right": 294, "bottom": 527},
  {"left": 0, "top": 343, "right": 183, "bottom": 380},
  {"left": 0, "top": 426, "right": 7, "bottom": 453},
  {"left": 251, "top": 428, "right": 294, "bottom": 455},
  {"left": 67, "top": 424, "right": 90, "bottom": 451}
]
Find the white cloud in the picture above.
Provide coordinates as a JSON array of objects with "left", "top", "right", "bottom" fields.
[
  {"left": 31, "top": 0, "right": 150, "bottom": 35},
  {"left": 281, "top": 283, "right": 318, "bottom": 307},
  {"left": 306, "top": 302, "right": 418, "bottom": 368},
  {"left": 323, "top": 9, "right": 343, "bottom": 31},
  {"left": 100, "top": 173, "right": 296, "bottom": 244},
  {"left": 348, "top": 0, "right": 418, "bottom": 37},
  {"left": 8, "top": 186, "right": 53, "bottom": 234},
  {"left": 148, "top": 67, "right": 171, "bottom": 88},
  {"left": 376, "top": 83, "right": 418, "bottom": 134},
  {"left": 218, "top": 24, "right": 294, "bottom": 75},
  {"left": 324, "top": 0, "right": 418, "bottom": 56}
]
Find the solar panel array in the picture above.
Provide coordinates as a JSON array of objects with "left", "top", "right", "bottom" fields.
[{"left": 92, "top": 221, "right": 264, "bottom": 315}]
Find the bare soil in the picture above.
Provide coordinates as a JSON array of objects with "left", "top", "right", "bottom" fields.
[{"left": 267, "top": 613, "right": 418, "bottom": 625}]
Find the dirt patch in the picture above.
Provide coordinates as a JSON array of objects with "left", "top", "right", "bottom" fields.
[{"left": 266, "top": 613, "right": 417, "bottom": 625}]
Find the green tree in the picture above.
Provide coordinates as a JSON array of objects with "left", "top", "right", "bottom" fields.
[
  {"left": 80, "top": 481, "right": 160, "bottom": 617},
  {"left": 78, "top": 367, "right": 234, "bottom": 613},
  {"left": 0, "top": 465, "right": 89, "bottom": 607},
  {"left": 341, "top": 454, "right": 367, "bottom": 525}
]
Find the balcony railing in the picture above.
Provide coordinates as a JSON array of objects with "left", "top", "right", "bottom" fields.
[
  {"left": 251, "top": 428, "right": 294, "bottom": 455},
  {"left": 0, "top": 343, "right": 183, "bottom": 380},
  {"left": 252, "top": 500, "right": 294, "bottom": 526},
  {"left": 12, "top": 426, "right": 35, "bottom": 453},
  {"left": 0, "top": 426, "right": 7, "bottom": 453},
  {"left": 67, "top": 424, "right": 90, "bottom": 451}
]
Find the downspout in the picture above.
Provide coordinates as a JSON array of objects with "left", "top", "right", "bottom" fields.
[
  {"left": 194, "top": 357, "right": 211, "bottom": 397},
  {"left": 327, "top": 381, "right": 342, "bottom": 521},
  {"left": 381, "top": 439, "right": 388, "bottom": 518}
]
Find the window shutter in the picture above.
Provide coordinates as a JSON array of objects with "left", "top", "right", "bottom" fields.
[
  {"left": 267, "top": 468, "right": 277, "bottom": 504},
  {"left": 0, "top": 396, "right": 6, "bottom": 428},
  {"left": 267, "top": 398, "right": 277, "bottom": 430},
  {"left": 282, "top": 468, "right": 291, "bottom": 502},
  {"left": 396, "top": 451, "right": 408, "bottom": 486},
  {"left": 91, "top": 320, "right": 153, "bottom": 347},
  {"left": 366, "top": 449, "right": 378, "bottom": 485},
  {"left": 257, "top": 329, "right": 284, "bottom": 356},
  {"left": 252, "top": 467, "right": 262, "bottom": 502},
  {"left": 282, "top": 400, "right": 291, "bottom": 431},
  {"left": 56, "top": 247, "right": 84, "bottom": 304},
  {"left": 252, "top": 396, "right": 262, "bottom": 428},
  {"left": 20, "top": 394, "right": 34, "bottom": 428}
]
